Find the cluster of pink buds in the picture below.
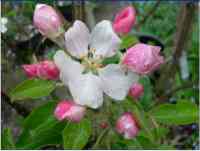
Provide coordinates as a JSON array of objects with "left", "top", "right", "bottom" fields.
[
  {"left": 22, "top": 60, "right": 59, "bottom": 80},
  {"left": 116, "top": 112, "right": 139, "bottom": 139},
  {"left": 54, "top": 100, "right": 86, "bottom": 122}
]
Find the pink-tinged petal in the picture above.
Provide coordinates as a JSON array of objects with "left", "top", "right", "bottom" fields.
[
  {"left": 113, "top": 6, "right": 136, "bottom": 34},
  {"left": 37, "top": 60, "right": 60, "bottom": 80},
  {"left": 122, "top": 43, "right": 164, "bottom": 75},
  {"left": 90, "top": 20, "right": 121, "bottom": 59},
  {"left": 65, "top": 20, "right": 90, "bottom": 58},
  {"left": 33, "top": 4, "right": 64, "bottom": 38},
  {"left": 22, "top": 64, "right": 38, "bottom": 78},
  {"left": 99, "top": 64, "right": 139, "bottom": 101},
  {"left": 116, "top": 112, "right": 139, "bottom": 139},
  {"left": 53, "top": 50, "right": 85, "bottom": 84},
  {"left": 54, "top": 100, "right": 86, "bottom": 122},
  {"left": 129, "top": 83, "right": 144, "bottom": 99}
]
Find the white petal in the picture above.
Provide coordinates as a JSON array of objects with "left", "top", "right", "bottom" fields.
[
  {"left": 90, "top": 20, "right": 121, "bottom": 59},
  {"left": 68, "top": 73, "right": 103, "bottom": 109},
  {"left": 65, "top": 20, "right": 90, "bottom": 58},
  {"left": 53, "top": 50, "right": 84, "bottom": 84},
  {"left": 99, "top": 64, "right": 139, "bottom": 101}
]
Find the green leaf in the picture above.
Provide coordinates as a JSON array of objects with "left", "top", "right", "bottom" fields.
[
  {"left": 102, "top": 53, "right": 121, "bottom": 65},
  {"left": 139, "top": 76, "right": 153, "bottom": 110},
  {"left": 9, "top": 79, "right": 56, "bottom": 101},
  {"left": 1, "top": 128, "right": 15, "bottom": 149},
  {"left": 16, "top": 101, "right": 66, "bottom": 149},
  {"left": 150, "top": 100, "right": 199, "bottom": 125},
  {"left": 138, "top": 127, "right": 169, "bottom": 140},
  {"left": 113, "top": 136, "right": 157, "bottom": 150},
  {"left": 63, "top": 119, "right": 92, "bottom": 149},
  {"left": 23, "top": 101, "right": 56, "bottom": 130},
  {"left": 158, "top": 144, "right": 175, "bottom": 150},
  {"left": 120, "top": 35, "right": 139, "bottom": 49},
  {"left": 134, "top": 136, "right": 158, "bottom": 149}
]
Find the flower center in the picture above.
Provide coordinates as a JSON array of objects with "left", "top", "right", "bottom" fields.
[{"left": 81, "top": 48, "right": 103, "bottom": 74}]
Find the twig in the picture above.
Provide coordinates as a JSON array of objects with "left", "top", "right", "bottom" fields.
[
  {"left": 165, "top": 81, "right": 198, "bottom": 97},
  {"left": 72, "top": 0, "right": 85, "bottom": 21},
  {"left": 135, "top": 0, "right": 161, "bottom": 30},
  {"left": 156, "top": 3, "right": 196, "bottom": 98},
  {"left": 84, "top": 2, "right": 96, "bottom": 29},
  {"left": 1, "top": 91, "right": 30, "bottom": 117}
]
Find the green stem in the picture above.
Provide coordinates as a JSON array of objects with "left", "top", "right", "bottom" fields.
[{"left": 92, "top": 128, "right": 109, "bottom": 149}]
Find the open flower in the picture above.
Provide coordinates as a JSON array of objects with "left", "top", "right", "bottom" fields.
[{"left": 54, "top": 20, "right": 139, "bottom": 109}]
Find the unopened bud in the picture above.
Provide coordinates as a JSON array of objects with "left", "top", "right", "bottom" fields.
[
  {"left": 54, "top": 100, "right": 86, "bottom": 122},
  {"left": 33, "top": 4, "right": 64, "bottom": 38},
  {"left": 116, "top": 112, "right": 139, "bottom": 139}
]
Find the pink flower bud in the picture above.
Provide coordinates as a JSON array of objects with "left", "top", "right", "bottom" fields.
[
  {"left": 54, "top": 100, "right": 86, "bottom": 122},
  {"left": 37, "top": 60, "right": 60, "bottom": 80},
  {"left": 22, "top": 64, "right": 38, "bottom": 78},
  {"left": 129, "top": 83, "right": 144, "bottom": 99},
  {"left": 99, "top": 121, "right": 108, "bottom": 129},
  {"left": 116, "top": 112, "right": 139, "bottom": 139},
  {"left": 113, "top": 6, "right": 136, "bottom": 34},
  {"left": 33, "top": 4, "right": 64, "bottom": 38},
  {"left": 122, "top": 43, "right": 164, "bottom": 75}
]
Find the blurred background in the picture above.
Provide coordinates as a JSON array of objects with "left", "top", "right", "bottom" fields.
[{"left": 1, "top": 0, "right": 199, "bottom": 149}]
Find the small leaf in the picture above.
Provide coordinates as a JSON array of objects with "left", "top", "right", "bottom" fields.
[
  {"left": 158, "top": 144, "right": 175, "bottom": 150},
  {"left": 133, "top": 136, "right": 158, "bottom": 149},
  {"left": 150, "top": 100, "right": 199, "bottom": 125},
  {"left": 9, "top": 79, "right": 56, "bottom": 101},
  {"left": 1, "top": 128, "right": 15, "bottom": 149},
  {"left": 113, "top": 136, "right": 157, "bottom": 150},
  {"left": 63, "top": 119, "right": 92, "bottom": 149},
  {"left": 138, "top": 127, "right": 169, "bottom": 140},
  {"left": 102, "top": 53, "right": 121, "bottom": 65},
  {"left": 120, "top": 35, "right": 139, "bottom": 49}
]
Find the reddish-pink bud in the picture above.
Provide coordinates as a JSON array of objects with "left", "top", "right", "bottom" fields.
[
  {"left": 22, "top": 64, "right": 38, "bottom": 78},
  {"left": 116, "top": 112, "right": 139, "bottom": 139},
  {"left": 99, "top": 121, "right": 108, "bottom": 129},
  {"left": 113, "top": 6, "right": 136, "bottom": 34},
  {"left": 54, "top": 100, "right": 86, "bottom": 122},
  {"left": 129, "top": 83, "right": 144, "bottom": 99},
  {"left": 122, "top": 43, "right": 164, "bottom": 75},
  {"left": 33, "top": 4, "right": 64, "bottom": 38},
  {"left": 37, "top": 60, "right": 59, "bottom": 80}
]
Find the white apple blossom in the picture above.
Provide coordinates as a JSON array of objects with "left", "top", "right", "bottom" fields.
[{"left": 54, "top": 20, "right": 139, "bottom": 109}]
